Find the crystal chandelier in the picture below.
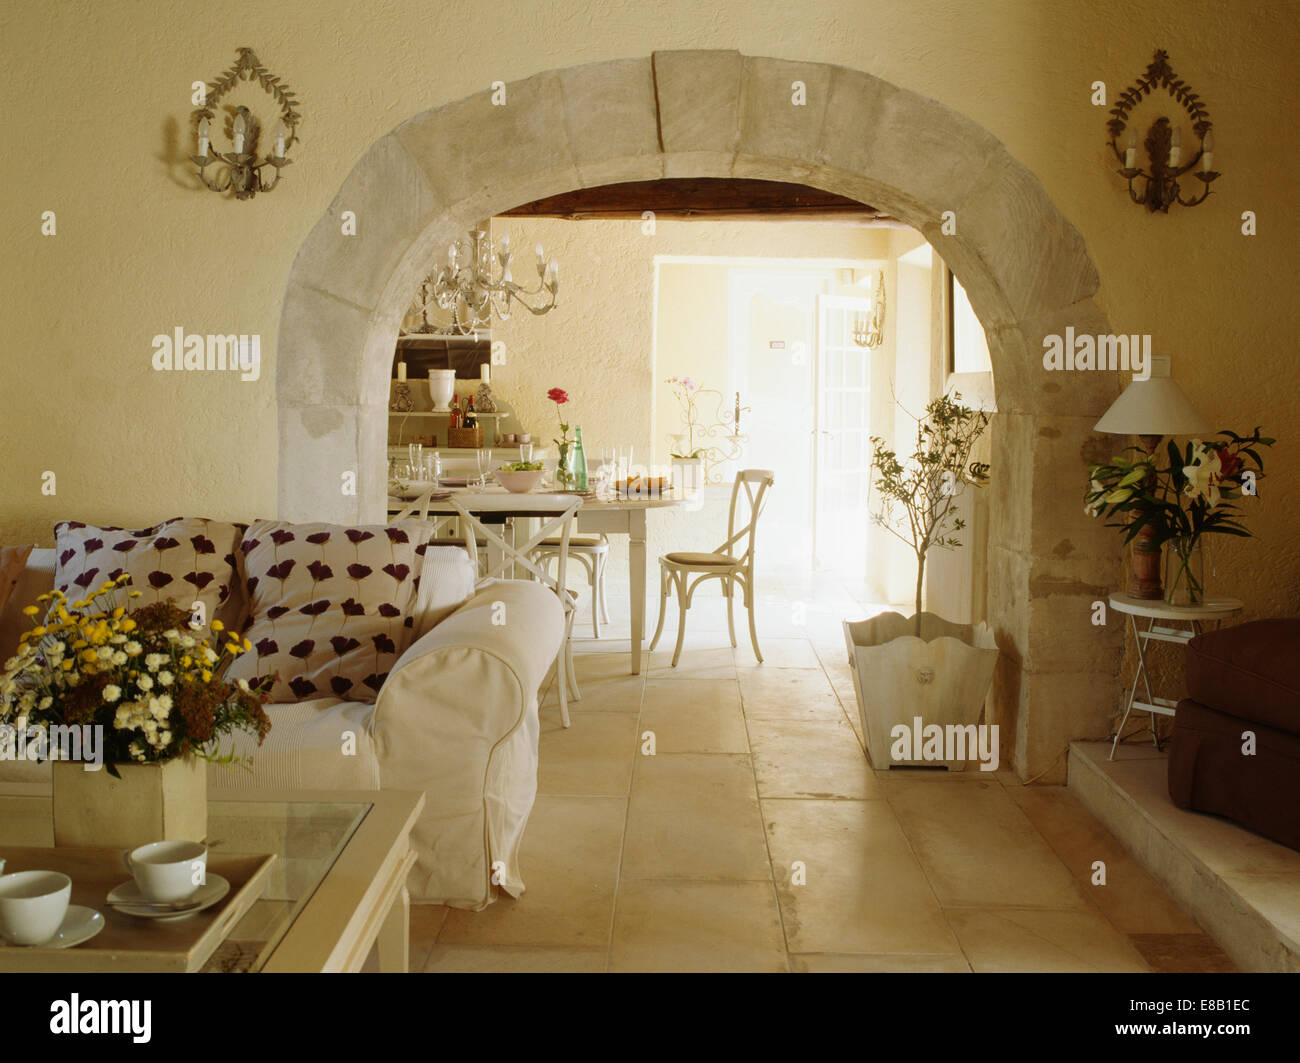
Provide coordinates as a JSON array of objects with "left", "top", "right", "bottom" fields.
[{"left": 418, "top": 229, "right": 559, "bottom": 335}]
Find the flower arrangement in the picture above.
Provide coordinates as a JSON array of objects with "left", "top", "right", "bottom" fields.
[
  {"left": 0, "top": 575, "right": 273, "bottom": 776},
  {"left": 1084, "top": 428, "right": 1274, "bottom": 603},
  {"left": 869, "top": 393, "right": 991, "bottom": 633},
  {"left": 665, "top": 376, "right": 704, "bottom": 459},
  {"left": 548, "top": 386, "right": 577, "bottom": 488}
]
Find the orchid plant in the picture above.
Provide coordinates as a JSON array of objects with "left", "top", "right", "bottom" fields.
[{"left": 665, "top": 376, "right": 704, "bottom": 459}]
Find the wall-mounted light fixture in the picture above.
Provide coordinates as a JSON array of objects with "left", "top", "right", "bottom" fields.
[
  {"left": 853, "top": 269, "right": 886, "bottom": 348},
  {"left": 1107, "top": 50, "right": 1219, "bottom": 213},
  {"left": 191, "top": 47, "right": 301, "bottom": 200}
]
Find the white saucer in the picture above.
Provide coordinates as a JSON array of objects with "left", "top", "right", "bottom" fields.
[
  {"left": 107, "top": 874, "right": 230, "bottom": 919},
  {"left": 1, "top": 905, "right": 105, "bottom": 949}
]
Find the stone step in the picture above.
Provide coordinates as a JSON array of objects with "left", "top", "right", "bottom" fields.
[{"left": 1068, "top": 740, "right": 1300, "bottom": 973}]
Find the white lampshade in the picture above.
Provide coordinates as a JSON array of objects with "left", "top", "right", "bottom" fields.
[{"left": 1093, "top": 355, "right": 1210, "bottom": 437}]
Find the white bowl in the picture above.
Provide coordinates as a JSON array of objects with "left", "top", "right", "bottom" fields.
[{"left": 494, "top": 469, "right": 545, "bottom": 493}]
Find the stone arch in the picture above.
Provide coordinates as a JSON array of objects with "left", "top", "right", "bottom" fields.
[{"left": 277, "top": 50, "right": 1122, "bottom": 780}]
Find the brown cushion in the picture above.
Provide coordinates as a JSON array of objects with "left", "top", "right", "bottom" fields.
[
  {"left": 1185, "top": 619, "right": 1300, "bottom": 735},
  {"left": 539, "top": 537, "right": 606, "bottom": 549},
  {"left": 1169, "top": 697, "right": 1300, "bottom": 851},
  {"left": 664, "top": 551, "right": 739, "bottom": 567}
]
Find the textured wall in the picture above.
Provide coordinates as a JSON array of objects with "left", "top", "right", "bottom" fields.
[{"left": 2, "top": 1, "right": 1297, "bottom": 683}]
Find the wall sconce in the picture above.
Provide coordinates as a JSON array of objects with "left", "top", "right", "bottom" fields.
[
  {"left": 1107, "top": 50, "right": 1219, "bottom": 213},
  {"left": 853, "top": 270, "right": 886, "bottom": 348},
  {"left": 191, "top": 47, "right": 301, "bottom": 200}
]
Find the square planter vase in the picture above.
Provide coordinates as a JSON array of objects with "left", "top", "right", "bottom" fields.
[
  {"left": 671, "top": 457, "right": 704, "bottom": 497},
  {"left": 52, "top": 756, "right": 208, "bottom": 849},
  {"left": 843, "top": 612, "right": 998, "bottom": 771}
]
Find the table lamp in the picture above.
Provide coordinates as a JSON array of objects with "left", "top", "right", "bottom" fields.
[{"left": 1094, "top": 355, "right": 1210, "bottom": 598}]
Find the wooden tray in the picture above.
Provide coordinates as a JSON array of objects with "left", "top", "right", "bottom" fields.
[{"left": 0, "top": 846, "right": 275, "bottom": 972}]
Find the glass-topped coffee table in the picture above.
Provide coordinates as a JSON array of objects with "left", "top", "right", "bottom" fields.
[{"left": 0, "top": 787, "right": 423, "bottom": 972}]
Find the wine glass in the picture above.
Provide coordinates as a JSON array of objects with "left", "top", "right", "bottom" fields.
[
  {"left": 408, "top": 442, "right": 423, "bottom": 475},
  {"left": 519, "top": 441, "right": 534, "bottom": 464},
  {"left": 476, "top": 448, "right": 494, "bottom": 490}
]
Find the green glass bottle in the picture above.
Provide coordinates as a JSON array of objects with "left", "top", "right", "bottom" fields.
[{"left": 573, "top": 426, "right": 588, "bottom": 492}]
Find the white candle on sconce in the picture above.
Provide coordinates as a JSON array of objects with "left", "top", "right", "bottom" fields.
[
  {"left": 273, "top": 120, "right": 287, "bottom": 159},
  {"left": 1169, "top": 127, "right": 1182, "bottom": 168},
  {"left": 197, "top": 117, "right": 210, "bottom": 159},
  {"left": 480, "top": 362, "right": 491, "bottom": 384},
  {"left": 397, "top": 361, "right": 407, "bottom": 382},
  {"left": 1124, "top": 130, "right": 1137, "bottom": 169},
  {"left": 1201, "top": 131, "right": 1215, "bottom": 172},
  {"left": 233, "top": 113, "right": 247, "bottom": 155}
]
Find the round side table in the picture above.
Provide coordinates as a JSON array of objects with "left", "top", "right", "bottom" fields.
[{"left": 1107, "top": 593, "right": 1243, "bottom": 760}]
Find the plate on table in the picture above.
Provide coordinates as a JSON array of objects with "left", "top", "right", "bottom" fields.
[
  {"left": 1, "top": 906, "right": 105, "bottom": 949},
  {"left": 107, "top": 874, "right": 231, "bottom": 920},
  {"left": 615, "top": 477, "right": 672, "bottom": 497},
  {"left": 438, "top": 477, "right": 471, "bottom": 488}
]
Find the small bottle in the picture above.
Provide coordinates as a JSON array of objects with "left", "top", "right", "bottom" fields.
[
  {"left": 449, "top": 395, "right": 462, "bottom": 430},
  {"left": 573, "top": 426, "right": 588, "bottom": 492},
  {"left": 465, "top": 396, "right": 478, "bottom": 429}
]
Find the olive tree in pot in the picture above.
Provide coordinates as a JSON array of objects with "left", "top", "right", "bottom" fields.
[{"left": 843, "top": 393, "right": 999, "bottom": 770}]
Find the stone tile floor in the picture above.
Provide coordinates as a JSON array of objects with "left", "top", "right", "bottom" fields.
[{"left": 411, "top": 578, "right": 1235, "bottom": 972}]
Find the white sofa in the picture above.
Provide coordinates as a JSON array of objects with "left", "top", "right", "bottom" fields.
[{"left": 0, "top": 548, "right": 565, "bottom": 910}]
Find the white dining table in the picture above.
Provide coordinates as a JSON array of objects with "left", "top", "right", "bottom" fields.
[{"left": 390, "top": 486, "right": 703, "bottom": 674}]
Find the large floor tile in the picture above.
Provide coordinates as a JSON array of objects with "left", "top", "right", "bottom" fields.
[
  {"left": 747, "top": 718, "right": 879, "bottom": 800},
  {"left": 1128, "top": 933, "right": 1237, "bottom": 973},
  {"left": 738, "top": 667, "right": 846, "bottom": 721},
  {"left": 646, "top": 645, "right": 739, "bottom": 680},
  {"left": 424, "top": 945, "right": 608, "bottom": 973},
  {"left": 946, "top": 908, "right": 1151, "bottom": 972},
  {"left": 437, "top": 795, "right": 625, "bottom": 947},
  {"left": 538, "top": 709, "right": 639, "bottom": 795},
  {"left": 610, "top": 880, "right": 787, "bottom": 972},
  {"left": 639, "top": 679, "right": 749, "bottom": 753},
  {"left": 734, "top": 637, "right": 821, "bottom": 669},
  {"left": 762, "top": 798, "right": 959, "bottom": 954},
  {"left": 885, "top": 776, "right": 1090, "bottom": 909},
  {"left": 1007, "top": 784, "right": 1203, "bottom": 934},
  {"left": 622, "top": 754, "right": 770, "bottom": 880}
]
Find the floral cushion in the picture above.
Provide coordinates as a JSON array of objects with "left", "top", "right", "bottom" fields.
[
  {"left": 227, "top": 519, "right": 437, "bottom": 704},
  {"left": 53, "top": 518, "right": 245, "bottom": 634}
]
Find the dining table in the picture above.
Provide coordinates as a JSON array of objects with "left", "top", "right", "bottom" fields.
[{"left": 389, "top": 485, "right": 704, "bottom": 674}]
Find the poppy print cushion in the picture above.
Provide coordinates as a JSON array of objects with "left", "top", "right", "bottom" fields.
[
  {"left": 227, "top": 519, "right": 436, "bottom": 704},
  {"left": 52, "top": 517, "right": 245, "bottom": 635}
]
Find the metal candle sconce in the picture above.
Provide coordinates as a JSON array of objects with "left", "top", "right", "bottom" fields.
[
  {"left": 1107, "top": 50, "right": 1219, "bottom": 213},
  {"left": 191, "top": 47, "right": 302, "bottom": 200}
]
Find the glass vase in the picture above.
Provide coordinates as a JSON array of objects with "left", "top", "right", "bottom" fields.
[
  {"left": 1163, "top": 536, "right": 1205, "bottom": 607},
  {"left": 556, "top": 440, "right": 576, "bottom": 489}
]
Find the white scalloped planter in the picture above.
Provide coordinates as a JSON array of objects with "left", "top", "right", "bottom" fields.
[{"left": 843, "top": 612, "right": 998, "bottom": 771}]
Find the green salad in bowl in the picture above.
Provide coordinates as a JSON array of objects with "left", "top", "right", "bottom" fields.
[{"left": 499, "top": 461, "right": 544, "bottom": 472}]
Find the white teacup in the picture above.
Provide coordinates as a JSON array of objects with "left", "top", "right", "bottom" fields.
[
  {"left": 0, "top": 869, "right": 72, "bottom": 946},
  {"left": 122, "top": 841, "right": 207, "bottom": 904}
]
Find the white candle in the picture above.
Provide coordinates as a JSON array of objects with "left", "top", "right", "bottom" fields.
[
  {"left": 397, "top": 361, "right": 407, "bottom": 382},
  {"left": 480, "top": 362, "right": 491, "bottom": 383},
  {"left": 274, "top": 121, "right": 286, "bottom": 158},
  {"left": 1202, "top": 132, "right": 1215, "bottom": 172},
  {"left": 1124, "top": 130, "right": 1137, "bottom": 169},
  {"left": 197, "top": 117, "right": 210, "bottom": 159},
  {"left": 1169, "top": 127, "right": 1182, "bottom": 167}
]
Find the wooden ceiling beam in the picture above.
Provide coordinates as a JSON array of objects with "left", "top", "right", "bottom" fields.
[{"left": 497, "top": 178, "right": 892, "bottom": 222}]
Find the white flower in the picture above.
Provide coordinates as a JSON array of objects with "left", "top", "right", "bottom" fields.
[
  {"left": 18, "top": 691, "right": 36, "bottom": 711},
  {"left": 124, "top": 641, "right": 142, "bottom": 656},
  {"left": 137, "top": 675, "right": 154, "bottom": 692},
  {"left": 114, "top": 706, "right": 131, "bottom": 727},
  {"left": 109, "top": 634, "right": 127, "bottom": 645},
  {"left": 158, "top": 730, "right": 172, "bottom": 746},
  {"left": 203, "top": 648, "right": 218, "bottom": 665},
  {"left": 156, "top": 670, "right": 174, "bottom": 687},
  {"left": 97, "top": 646, "right": 114, "bottom": 661},
  {"left": 38, "top": 696, "right": 52, "bottom": 710},
  {"left": 163, "top": 629, "right": 180, "bottom": 642},
  {"left": 179, "top": 635, "right": 196, "bottom": 649},
  {"left": 237, "top": 678, "right": 250, "bottom": 693},
  {"left": 129, "top": 741, "right": 144, "bottom": 761},
  {"left": 1183, "top": 443, "right": 1223, "bottom": 508},
  {"left": 112, "top": 651, "right": 127, "bottom": 666},
  {"left": 144, "top": 653, "right": 165, "bottom": 671},
  {"left": 103, "top": 685, "right": 122, "bottom": 703}
]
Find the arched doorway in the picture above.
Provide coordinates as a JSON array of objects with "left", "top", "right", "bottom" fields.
[{"left": 276, "top": 50, "right": 1123, "bottom": 780}]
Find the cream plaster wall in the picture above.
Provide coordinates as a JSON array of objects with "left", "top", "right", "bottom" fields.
[{"left": 2, "top": 1, "right": 1297, "bottom": 654}]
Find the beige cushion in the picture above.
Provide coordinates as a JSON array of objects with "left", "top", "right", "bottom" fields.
[
  {"left": 53, "top": 517, "right": 245, "bottom": 635},
  {"left": 664, "top": 551, "right": 740, "bottom": 567},
  {"left": 228, "top": 519, "right": 436, "bottom": 704}
]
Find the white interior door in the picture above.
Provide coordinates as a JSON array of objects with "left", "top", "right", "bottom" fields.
[{"left": 814, "top": 295, "right": 873, "bottom": 574}]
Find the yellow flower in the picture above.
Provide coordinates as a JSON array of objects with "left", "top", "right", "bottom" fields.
[
  {"left": 71, "top": 638, "right": 87, "bottom": 650},
  {"left": 119, "top": 619, "right": 136, "bottom": 633},
  {"left": 30, "top": 626, "right": 47, "bottom": 637},
  {"left": 211, "top": 619, "right": 224, "bottom": 633},
  {"left": 115, "top": 573, "right": 132, "bottom": 584},
  {"left": 180, "top": 656, "right": 192, "bottom": 668},
  {"left": 36, "top": 593, "right": 50, "bottom": 603},
  {"left": 60, "top": 659, "right": 74, "bottom": 672},
  {"left": 112, "top": 606, "right": 125, "bottom": 619},
  {"left": 81, "top": 649, "right": 98, "bottom": 664},
  {"left": 21, "top": 606, "right": 38, "bottom": 617},
  {"left": 201, "top": 669, "right": 212, "bottom": 683},
  {"left": 129, "top": 591, "right": 142, "bottom": 599},
  {"left": 242, "top": 638, "right": 252, "bottom": 652},
  {"left": 226, "top": 642, "right": 241, "bottom": 656}
]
